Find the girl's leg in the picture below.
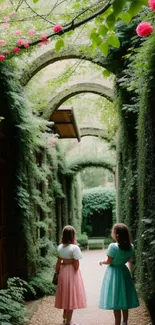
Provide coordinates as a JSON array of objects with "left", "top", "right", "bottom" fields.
[
  {"left": 66, "top": 310, "right": 73, "bottom": 324},
  {"left": 122, "top": 309, "right": 128, "bottom": 324},
  {"left": 113, "top": 310, "right": 121, "bottom": 325}
]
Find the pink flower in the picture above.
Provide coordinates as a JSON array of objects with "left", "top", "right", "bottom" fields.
[
  {"left": 16, "top": 39, "right": 24, "bottom": 46},
  {"left": 148, "top": 0, "right": 155, "bottom": 11},
  {"left": 15, "top": 30, "right": 22, "bottom": 36},
  {"left": 136, "top": 22, "right": 153, "bottom": 37},
  {"left": 28, "top": 29, "right": 36, "bottom": 35},
  {"left": 4, "top": 16, "right": 9, "bottom": 21},
  {"left": 40, "top": 34, "right": 47, "bottom": 41},
  {"left": 0, "top": 55, "right": 5, "bottom": 61},
  {"left": 24, "top": 42, "right": 29, "bottom": 48},
  {"left": 11, "top": 12, "right": 16, "bottom": 16},
  {"left": 38, "top": 35, "right": 50, "bottom": 46},
  {"left": 0, "top": 40, "right": 6, "bottom": 46},
  {"left": 13, "top": 47, "right": 20, "bottom": 53},
  {"left": 53, "top": 24, "right": 63, "bottom": 33},
  {"left": 3, "top": 23, "right": 9, "bottom": 28},
  {"left": 3, "top": 49, "right": 9, "bottom": 54}
]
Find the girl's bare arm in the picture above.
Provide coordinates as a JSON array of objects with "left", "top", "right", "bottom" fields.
[
  {"left": 99, "top": 256, "right": 113, "bottom": 265},
  {"left": 56, "top": 257, "right": 61, "bottom": 273},
  {"left": 73, "top": 259, "right": 79, "bottom": 270}
]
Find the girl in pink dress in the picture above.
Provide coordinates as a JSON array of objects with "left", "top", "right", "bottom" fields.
[{"left": 55, "top": 225, "right": 87, "bottom": 325}]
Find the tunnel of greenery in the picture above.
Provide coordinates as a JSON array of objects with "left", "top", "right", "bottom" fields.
[{"left": 0, "top": 1, "right": 155, "bottom": 324}]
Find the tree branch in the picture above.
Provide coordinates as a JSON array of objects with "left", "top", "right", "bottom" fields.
[
  {"left": 24, "top": 0, "right": 113, "bottom": 48},
  {"left": 23, "top": 0, "right": 55, "bottom": 25}
]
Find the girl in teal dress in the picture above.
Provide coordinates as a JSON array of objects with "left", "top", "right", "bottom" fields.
[{"left": 99, "top": 223, "right": 139, "bottom": 325}]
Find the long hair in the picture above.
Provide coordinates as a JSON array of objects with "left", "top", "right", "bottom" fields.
[
  {"left": 62, "top": 225, "right": 76, "bottom": 244},
  {"left": 112, "top": 223, "right": 131, "bottom": 250}
]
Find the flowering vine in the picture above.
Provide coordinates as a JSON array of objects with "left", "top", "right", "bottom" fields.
[
  {"left": 0, "top": 2, "right": 63, "bottom": 62},
  {"left": 0, "top": 0, "right": 151, "bottom": 61},
  {"left": 136, "top": 0, "right": 155, "bottom": 37}
]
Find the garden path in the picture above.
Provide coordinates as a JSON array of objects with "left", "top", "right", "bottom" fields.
[{"left": 27, "top": 249, "right": 151, "bottom": 325}]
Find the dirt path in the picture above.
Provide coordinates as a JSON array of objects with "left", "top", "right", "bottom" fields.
[{"left": 28, "top": 249, "right": 151, "bottom": 325}]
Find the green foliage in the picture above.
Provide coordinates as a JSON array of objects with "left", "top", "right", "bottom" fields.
[
  {"left": 0, "top": 278, "right": 28, "bottom": 325},
  {"left": 82, "top": 187, "right": 116, "bottom": 236},
  {"left": 129, "top": 32, "right": 155, "bottom": 302},
  {"left": 115, "top": 13, "right": 155, "bottom": 320},
  {"left": 0, "top": 0, "right": 149, "bottom": 61},
  {"left": 28, "top": 267, "right": 56, "bottom": 298},
  {"left": 104, "top": 236, "right": 113, "bottom": 248},
  {"left": 69, "top": 174, "right": 83, "bottom": 236},
  {"left": 53, "top": 180, "right": 65, "bottom": 198},
  {"left": 55, "top": 39, "right": 65, "bottom": 52},
  {"left": 0, "top": 63, "right": 74, "bottom": 298},
  {"left": 77, "top": 233, "right": 88, "bottom": 248},
  {"left": 82, "top": 186, "right": 116, "bottom": 216},
  {"left": 116, "top": 86, "right": 138, "bottom": 235},
  {"left": 67, "top": 156, "right": 115, "bottom": 174}
]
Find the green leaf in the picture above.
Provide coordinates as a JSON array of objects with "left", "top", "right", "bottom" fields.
[
  {"left": 90, "top": 29, "right": 98, "bottom": 40},
  {"left": 92, "top": 35, "right": 102, "bottom": 48},
  {"left": 98, "top": 25, "right": 108, "bottom": 37},
  {"left": 106, "top": 14, "right": 116, "bottom": 30},
  {"left": 102, "top": 69, "right": 111, "bottom": 77},
  {"left": 119, "top": 12, "right": 131, "bottom": 24},
  {"left": 128, "top": 1, "right": 144, "bottom": 18},
  {"left": 113, "top": 0, "right": 126, "bottom": 17},
  {"left": 107, "top": 34, "right": 120, "bottom": 48},
  {"left": 139, "top": 0, "right": 149, "bottom": 4},
  {"left": 67, "top": 30, "right": 74, "bottom": 36},
  {"left": 33, "top": 0, "right": 39, "bottom": 3},
  {"left": 55, "top": 39, "right": 64, "bottom": 52},
  {"left": 99, "top": 43, "right": 108, "bottom": 56}
]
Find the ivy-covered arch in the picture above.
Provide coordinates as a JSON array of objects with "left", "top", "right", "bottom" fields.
[
  {"left": 67, "top": 156, "right": 115, "bottom": 174},
  {"left": 19, "top": 46, "right": 116, "bottom": 87},
  {"left": 43, "top": 82, "right": 113, "bottom": 119},
  {"left": 80, "top": 127, "right": 112, "bottom": 142}
]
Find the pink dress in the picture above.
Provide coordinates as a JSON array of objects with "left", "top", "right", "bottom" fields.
[{"left": 55, "top": 244, "right": 87, "bottom": 310}]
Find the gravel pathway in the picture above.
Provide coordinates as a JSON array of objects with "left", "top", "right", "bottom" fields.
[{"left": 28, "top": 249, "right": 151, "bottom": 325}]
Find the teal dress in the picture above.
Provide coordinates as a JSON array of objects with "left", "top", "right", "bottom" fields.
[{"left": 99, "top": 243, "right": 139, "bottom": 310}]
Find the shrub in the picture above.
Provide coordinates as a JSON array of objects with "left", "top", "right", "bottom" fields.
[
  {"left": 0, "top": 278, "right": 28, "bottom": 325},
  {"left": 82, "top": 187, "right": 116, "bottom": 236},
  {"left": 77, "top": 233, "right": 88, "bottom": 248}
]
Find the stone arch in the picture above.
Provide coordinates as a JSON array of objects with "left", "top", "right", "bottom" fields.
[
  {"left": 19, "top": 46, "right": 116, "bottom": 86},
  {"left": 67, "top": 157, "right": 115, "bottom": 174},
  {"left": 80, "top": 127, "right": 111, "bottom": 142},
  {"left": 43, "top": 82, "right": 113, "bottom": 119}
]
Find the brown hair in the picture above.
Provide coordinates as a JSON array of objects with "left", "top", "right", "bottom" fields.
[
  {"left": 62, "top": 225, "right": 76, "bottom": 244},
  {"left": 112, "top": 223, "right": 131, "bottom": 250}
]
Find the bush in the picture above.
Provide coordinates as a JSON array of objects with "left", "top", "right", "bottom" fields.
[
  {"left": 77, "top": 233, "right": 88, "bottom": 249},
  {"left": 82, "top": 187, "right": 116, "bottom": 236},
  {"left": 104, "top": 237, "right": 113, "bottom": 248},
  {"left": 0, "top": 277, "right": 28, "bottom": 325},
  {"left": 28, "top": 269, "right": 56, "bottom": 298}
]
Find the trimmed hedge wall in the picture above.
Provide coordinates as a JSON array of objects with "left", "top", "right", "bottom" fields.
[
  {"left": 134, "top": 33, "right": 155, "bottom": 319},
  {"left": 82, "top": 187, "right": 116, "bottom": 236},
  {"left": 116, "top": 27, "right": 155, "bottom": 322},
  {"left": 116, "top": 85, "right": 138, "bottom": 239}
]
